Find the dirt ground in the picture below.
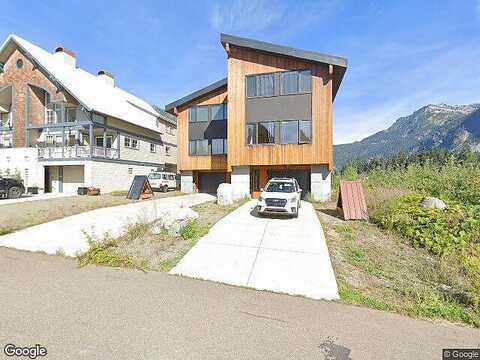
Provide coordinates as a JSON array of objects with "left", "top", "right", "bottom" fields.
[{"left": 0, "top": 191, "right": 181, "bottom": 235}]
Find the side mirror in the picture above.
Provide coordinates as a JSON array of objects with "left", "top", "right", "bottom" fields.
[
  {"left": 298, "top": 188, "right": 302, "bottom": 193},
  {"left": 260, "top": 188, "right": 264, "bottom": 192}
]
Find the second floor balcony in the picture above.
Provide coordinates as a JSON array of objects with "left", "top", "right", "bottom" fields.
[{"left": 38, "top": 145, "right": 119, "bottom": 160}]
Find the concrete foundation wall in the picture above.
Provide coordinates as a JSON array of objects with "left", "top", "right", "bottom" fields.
[
  {"left": 181, "top": 170, "right": 194, "bottom": 194},
  {"left": 231, "top": 166, "right": 250, "bottom": 200},
  {"left": 311, "top": 164, "right": 331, "bottom": 202}
]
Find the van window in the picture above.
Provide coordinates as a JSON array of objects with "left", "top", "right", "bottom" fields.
[
  {"left": 148, "top": 173, "right": 161, "bottom": 180},
  {"left": 168, "top": 174, "right": 175, "bottom": 180},
  {"left": 162, "top": 174, "right": 167, "bottom": 180}
]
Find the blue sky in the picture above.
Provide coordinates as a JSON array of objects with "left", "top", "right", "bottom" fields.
[{"left": 1, "top": 0, "right": 479, "bottom": 144}]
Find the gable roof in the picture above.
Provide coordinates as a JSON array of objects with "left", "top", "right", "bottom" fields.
[
  {"left": 153, "top": 106, "right": 177, "bottom": 126},
  {"left": 165, "top": 78, "right": 227, "bottom": 111},
  {"left": 0, "top": 34, "right": 161, "bottom": 133},
  {"left": 220, "top": 33, "right": 347, "bottom": 100}
]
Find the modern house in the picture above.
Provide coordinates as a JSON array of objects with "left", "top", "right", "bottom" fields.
[
  {"left": 0, "top": 34, "right": 176, "bottom": 193},
  {"left": 165, "top": 34, "right": 347, "bottom": 201}
]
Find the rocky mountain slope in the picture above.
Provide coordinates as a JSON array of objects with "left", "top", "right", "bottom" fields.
[{"left": 334, "top": 104, "right": 480, "bottom": 169}]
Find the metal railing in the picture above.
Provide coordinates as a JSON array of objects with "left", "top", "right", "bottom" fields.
[
  {"left": 45, "top": 106, "right": 80, "bottom": 124},
  {"left": 38, "top": 146, "right": 119, "bottom": 160}
]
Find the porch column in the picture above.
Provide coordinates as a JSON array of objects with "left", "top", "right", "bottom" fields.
[
  {"left": 103, "top": 127, "right": 107, "bottom": 157},
  {"left": 62, "top": 126, "right": 65, "bottom": 158},
  {"left": 116, "top": 130, "right": 120, "bottom": 159},
  {"left": 89, "top": 123, "right": 93, "bottom": 158},
  {"left": 231, "top": 166, "right": 251, "bottom": 200}
]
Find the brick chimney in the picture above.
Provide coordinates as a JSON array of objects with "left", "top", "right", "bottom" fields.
[
  {"left": 97, "top": 70, "right": 114, "bottom": 87},
  {"left": 54, "top": 46, "right": 76, "bottom": 67}
]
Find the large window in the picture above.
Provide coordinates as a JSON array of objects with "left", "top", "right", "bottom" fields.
[
  {"left": 257, "top": 122, "right": 275, "bottom": 144},
  {"left": 280, "top": 70, "right": 311, "bottom": 95},
  {"left": 95, "top": 136, "right": 113, "bottom": 148},
  {"left": 124, "top": 136, "right": 139, "bottom": 149},
  {"left": 280, "top": 121, "right": 299, "bottom": 144},
  {"left": 189, "top": 139, "right": 209, "bottom": 156},
  {"left": 246, "top": 73, "right": 274, "bottom": 97},
  {"left": 299, "top": 120, "right": 312, "bottom": 143},
  {"left": 189, "top": 103, "right": 227, "bottom": 122}
]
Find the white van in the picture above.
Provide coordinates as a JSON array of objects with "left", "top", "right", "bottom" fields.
[{"left": 148, "top": 171, "right": 177, "bottom": 192}]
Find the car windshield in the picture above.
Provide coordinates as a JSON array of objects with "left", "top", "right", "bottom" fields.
[
  {"left": 148, "top": 173, "right": 162, "bottom": 180},
  {"left": 265, "top": 182, "right": 295, "bottom": 193}
]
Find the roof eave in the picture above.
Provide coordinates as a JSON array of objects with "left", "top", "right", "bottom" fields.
[{"left": 165, "top": 78, "right": 227, "bottom": 111}]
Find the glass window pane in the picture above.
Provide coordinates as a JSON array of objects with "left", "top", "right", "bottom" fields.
[
  {"left": 299, "top": 120, "right": 312, "bottom": 143},
  {"left": 246, "top": 124, "right": 257, "bottom": 145},
  {"left": 224, "top": 139, "right": 228, "bottom": 154},
  {"left": 281, "top": 71, "right": 298, "bottom": 95},
  {"left": 196, "top": 106, "right": 209, "bottom": 122},
  {"left": 211, "top": 104, "right": 224, "bottom": 120},
  {"left": 197, "top": 140, "right": 209, "bottom": 155},
  {"left": 96, "top": 137, "right": 103, "bottom": 147},
  {"left": 211, "top": 139, "right": 224, "bottom": 155},
  {"left": 299, "top": 70, "right": 311, "bottom": 93},
  {"left": 189, "top": 140, "right": 196, "bottom": 155},
  {"left": 257, "top": 122, "right": 275, "bottom": 143},
  {"left": 257, "top": 74, "right": 274, "bottom": 97},
  {"left": 247, "top": 76, "right": 256, "bottom": 97},
  {"left": 189, "top": 108, "right": 196, "bottom": 122},
  {"left": 280, "top": 121, "right": 299, "bottom": 144}
]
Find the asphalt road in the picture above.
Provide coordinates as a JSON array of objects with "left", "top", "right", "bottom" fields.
[{"left": 0, "top": 247, "right": 478, "bottom": 360}]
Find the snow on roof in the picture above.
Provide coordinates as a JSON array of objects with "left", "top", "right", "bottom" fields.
[{"left": 0, "top": 34, "right": 161, "bottom": 133}]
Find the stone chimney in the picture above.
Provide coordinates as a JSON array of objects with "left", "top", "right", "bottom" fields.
[
  {"left": 54, "top": 46, "right": 76, "bottom": 67},
  {"left": 97, "top": 70, "right": 114, "bottom": 87}
]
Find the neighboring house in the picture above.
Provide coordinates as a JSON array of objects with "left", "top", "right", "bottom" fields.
[
  {"left": 165, "top": 34, "right": 347, "bottom": 201},
  {"left": 0, "top": 34, "right": 177, "bottom": 193}
]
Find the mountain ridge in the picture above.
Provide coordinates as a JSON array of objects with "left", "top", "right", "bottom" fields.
[{"left": 334, "top": 103, "right": 480, "bottom": 169}]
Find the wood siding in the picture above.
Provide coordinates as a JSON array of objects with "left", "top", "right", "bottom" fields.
[
  {"left": 227, "top": 45, "right": 333, "bottom": 170},
  {"left": 175, "top": 85, "right": 228, "bottom": 171}
]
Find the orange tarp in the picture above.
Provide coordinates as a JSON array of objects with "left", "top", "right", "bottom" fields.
[{"left": 336, "top": 180, "right": 369, "bottom": 220}]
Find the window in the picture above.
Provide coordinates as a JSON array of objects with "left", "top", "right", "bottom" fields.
[
  {"left": 168, "top": 174, "right": 175, "bottom": 180},
  {"left": 162, "top": 174, "right": 167, "bottom": 180},
  {"left": 16, "top": 59, "right": 23, "bottom": 69},
  {"left": 150, "top": 143, "right": 156, "bottom": 153},
  {"left": 246, "top": 123, "right": 257, "bottom": 145},
  {"left": 299, "top": 120, "right": 312, "bottom": 143},
  {"left": 165, "top": 146, "right": 171, "bottom": 156},
  {"left": 189, "top": 139, "right": 209, "bottom": 156},
  {"left": 189, "top": 106, "right": 209, "bottom": 122},
  {"left": 211, "top": 138, "right": 226, "bottom": 155},
  {"left": 95, "top": 136, "right": 112, "bottom": 148},
  {"left": 128, "top": 168, "right": 133, "bottom": 174},
  {"left": 211, "top": 104, "right": 226, "bottom": 121},
  {"left": 124, "top": 137, "right": 139, "bottom": 149},
  {"left": 247, "top": 73, "right": 274, "bottom": 97},
  {"left": 257, "top": 122, "right": 275, "bottom": 144},
  {"left": 280, "top": 70, "right": 311, "bottom": 95},
  {"left": 46, "top": 135, "right": 54, "bottom": 145},
  {"left": 190, "top": 104, "right": 227, "bottom": 122},
  {"left": 280, "top": 121, "right": 299, "bottom": 144}
]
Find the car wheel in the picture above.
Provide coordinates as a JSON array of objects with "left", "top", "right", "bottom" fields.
[
  {"left": 7, "top": 186, "right": 22, "bottom": 199},
  {"left": 163, "top": 185, "right": 168, "bottom": 192},
  {"left": 293, "top": 209, "right": 299, "bottom": 218}
]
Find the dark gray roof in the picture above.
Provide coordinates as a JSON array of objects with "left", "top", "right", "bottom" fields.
[
  {"left": 165, "top": 78, "right": 227, "bottom": 111},
  {"left": 153, "top": 105, "right": 177, "bottom": 126},
  {"left": 220, "top": 33, "right": 347, "bottom": 100}
]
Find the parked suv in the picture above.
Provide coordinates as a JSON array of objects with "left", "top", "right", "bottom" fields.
[
  {"left": 147, "top": 171, "right": 177, "bottom": 192},
  {"left": 0, "top": 176, "right": 25, "bottom": 199},
  {"left": 256, "top": 177, "right": 302, "bottom": 218}
]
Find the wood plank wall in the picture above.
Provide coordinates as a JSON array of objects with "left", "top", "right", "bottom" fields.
[
  {"left": 226, "top": 45, "right": 333, "bottom": 170},
  {"left": 175, "top": 85, "right": 228, "bottom": 171}
]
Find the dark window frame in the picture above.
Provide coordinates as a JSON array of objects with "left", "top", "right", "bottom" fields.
[
  {"left": 279, "top": 120, "right": 299, "bottom": 145},
  {"left": 246, "top": 69, "right": 312, "bottom": 99},
  {"left": 298, "top": 120, "right": 312, "bottom": 144},
  {"left": 246, "top": 73, "right": 275, "bottom": 98},
  {"left": 189, "top": 103, "right": 227, "bottom": 123},
  {"left": 280, "top": 70, "right": 312, "bottom": 96}
]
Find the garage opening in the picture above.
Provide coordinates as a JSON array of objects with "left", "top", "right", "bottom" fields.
[
  {"left": 267, "top": 169, "right": 310, "bottom": 199},
  {"left": 44, "top": 165, "right": 84, "bottom": 193},
  {"left": 197, "top": 172, "right": 226, "bottom": 194}
]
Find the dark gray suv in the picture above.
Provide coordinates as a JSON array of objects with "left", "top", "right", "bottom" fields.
[{"left": 0, "top": 176, "right": 25, "bottom": 199}]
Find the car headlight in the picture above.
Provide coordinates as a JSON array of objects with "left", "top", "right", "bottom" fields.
[{"left": 290, "top": 197, "right": 297, "bottom": 203}]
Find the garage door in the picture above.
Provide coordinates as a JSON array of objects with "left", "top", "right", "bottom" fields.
[
  {"left": 198, "top": 172, "right": 227, "bottom": 194},
  {"left": 267, "top": 169, "right": 310, "bottom": 198}
]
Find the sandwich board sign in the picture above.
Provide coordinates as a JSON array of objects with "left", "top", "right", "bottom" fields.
[
  {"left": 336, "top": 180, "right": 369, "bottom": 220},
  {"left": 127, "top": 175, "right": 153, "bottom": 200}
]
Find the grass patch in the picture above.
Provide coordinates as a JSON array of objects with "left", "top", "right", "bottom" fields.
[
  {"left": 110, "top": 190, "right": 129, "bottom": 197},
  {"left": 0, "top": 227, "right": 13, "bottom": 236}
]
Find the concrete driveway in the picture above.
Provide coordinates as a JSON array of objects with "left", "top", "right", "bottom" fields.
[
  {"left": 0, "top": 193, "right": 215, "bottom": 256},
  {"left": 171, "top": 200, "right": 339, "bottom": 300}
]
